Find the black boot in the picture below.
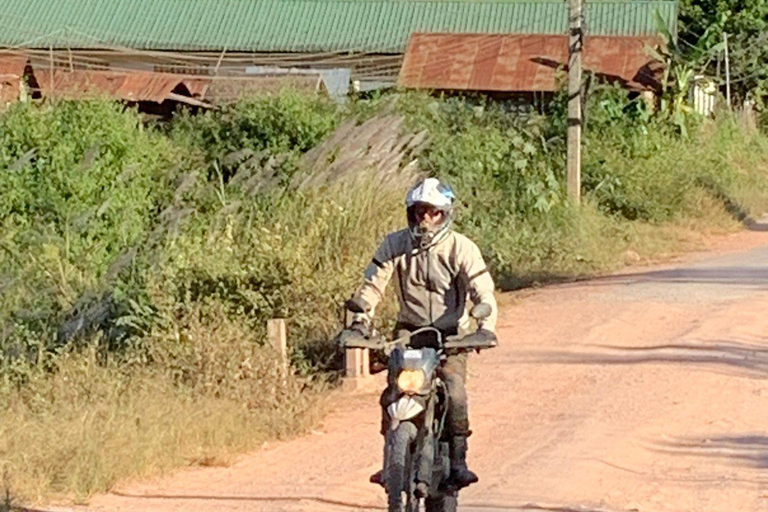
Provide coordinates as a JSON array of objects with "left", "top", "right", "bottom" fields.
[
  {"left": 370, "top": 470, "right": 385, "bottom": 487},
  {"left": 449, "top": 435, "right": 478, "bottom": 489},
  {"left": 370, "top": 441, "right": 387, "bottom": 487}
]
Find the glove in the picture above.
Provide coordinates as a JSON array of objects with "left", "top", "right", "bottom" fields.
[
  {"left": 444, "top": 328, "right": 498, "bottom": 353},
  {"left": 474, "top": 328, "right": 497, "bottom": 343},
  {"left": 465, "top": 328, "right": 498, "bottom": 348},
  {"left": 337, "top": 320, "right": 370, "bottom": 348},
  {"left": 349, "top": 320, "right": 371, "bottom": 339}
]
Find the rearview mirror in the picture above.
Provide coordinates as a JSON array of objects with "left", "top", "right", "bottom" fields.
[{"left": 470, "top": 303, "right": 492, "bottom": 320}]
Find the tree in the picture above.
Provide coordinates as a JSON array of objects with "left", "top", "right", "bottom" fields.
[{"left": 679, "top": 0, "right": 768, "bottom": 107}]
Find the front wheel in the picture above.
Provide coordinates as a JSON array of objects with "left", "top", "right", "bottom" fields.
[
  {"left": 425, "top": 491, "right": 458, "bottom": 512},
  {"left": 386, "top": 422, "right": 418, "bottom": 512}
]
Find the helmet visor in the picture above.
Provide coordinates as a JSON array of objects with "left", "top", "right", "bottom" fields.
[{"left": 412, "top": 203, "right": 445, "bottom": 224}]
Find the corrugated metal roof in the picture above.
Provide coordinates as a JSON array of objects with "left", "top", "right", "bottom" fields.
[
  {"left": 399, "top": 33, "right": 664, "bottom": 92},
  {"left": 0, "top": 54, "right": 27, "bottom": 104},
  {"left": 31, "top": 68, "right": 210, "bottom": 102},
  {"left": 25, "top": 66, "right": 324, "bottom": 104},
  {"left": 0, "top": 0, "right": 677, "bottom": 53}
]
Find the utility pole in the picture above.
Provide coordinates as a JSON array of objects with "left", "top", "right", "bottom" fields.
[
  {"left": 567, "top": 0, "right": 583, "bottom": 204},
  {"left": 723, "top": 32, "right": 732, "bottom": 110},
  {"left": 49, "top": 45, "right": 55, "bottom": 96}
]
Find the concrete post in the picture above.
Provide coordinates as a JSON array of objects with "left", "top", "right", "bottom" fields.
[{"left": 267, "top": 319, "right": 288, "bottom": 382}]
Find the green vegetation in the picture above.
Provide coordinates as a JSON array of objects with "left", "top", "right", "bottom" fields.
[
  {"left": 680, "top": 0, "right": 768, "bottom": 108},
  {"left": 1, "top": 85, "right": 767, "bottom": 504}
]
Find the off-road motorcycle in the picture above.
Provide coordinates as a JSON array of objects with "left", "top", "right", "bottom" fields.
[{"left": 340, "top": 301, "right": 497, "bottom": 512}]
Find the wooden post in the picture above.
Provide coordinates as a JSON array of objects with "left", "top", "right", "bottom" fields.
[
  {"left": 343, "top": 347, "right": 372, "bottom": 391},
  {"left": 345, "top": 348, "right": 364, "bottom": 378},
  {"left": 641, "top": 90, "right": 656, "bottom": 113},
  {"left": 567, "top": 0, "right": 583, "bottom": 205},
  {"left": 267, "top": 319, "right": 288, "bottom": 380},
  {"left": 723, "top": 32, "right": 732, "bottom": 110},
  {"left": 214, "top": 47, "right": 228, "bottom": 76}
]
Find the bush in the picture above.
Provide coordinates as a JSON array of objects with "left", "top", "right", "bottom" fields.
[
  {"left": 583, "top": 89, "right": 768, "bottom": 222},
  {"left": 171, "top": 89, "right": 340, "bottom": 164},
  {"left": 0, "top": 100, "right": 181, "bottom": 367}
]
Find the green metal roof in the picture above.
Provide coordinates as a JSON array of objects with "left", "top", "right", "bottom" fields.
[{"left": 0, "top": 0, "right": 678, "bottom": 53}]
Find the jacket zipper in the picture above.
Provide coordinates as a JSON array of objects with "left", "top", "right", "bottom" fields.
[{"left": 426, "top": 247, "right": 433, "bottom": 324}]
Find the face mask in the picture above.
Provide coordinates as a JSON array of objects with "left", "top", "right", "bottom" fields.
[
  {"left": 419, "top": 215, "right": 442, "bottom": 233},
  {"left": 409, "top": 213, "right": 452, "bottom": 249}
]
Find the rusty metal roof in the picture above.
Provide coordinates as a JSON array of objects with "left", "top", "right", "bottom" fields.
[
  {"left": 24, "top": 66, "right": 324, "bottom": 105},
  {"left": 398, "top": 33, "right": 664, "bottom": 92},
  {"left": 0, "top": 54, "right": 27, "bottom": 105},
  {"left": 0, "top": 54, "right": 27, "bottom": 78},
  {"left": 32, "top": 68, "right": 210, "bottom": 103}
]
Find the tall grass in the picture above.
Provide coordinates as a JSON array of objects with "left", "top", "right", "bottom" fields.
[{"left": 0, "top": 310, "right": 321, "bottom": 502}]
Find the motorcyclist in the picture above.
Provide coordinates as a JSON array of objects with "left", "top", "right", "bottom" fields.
[{"left": 347, "top": 177, "right": 498, "bottom": 490}]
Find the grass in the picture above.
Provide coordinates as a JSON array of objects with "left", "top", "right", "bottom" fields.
[{"left": 0, "top": 311, "right": 324, "bottom": 504}]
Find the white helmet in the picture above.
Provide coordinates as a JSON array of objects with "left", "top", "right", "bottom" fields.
[{"left": 405, "top": 178, "right": 455, "bottom": 247}]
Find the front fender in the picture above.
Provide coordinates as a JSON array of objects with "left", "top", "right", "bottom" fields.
[{"left": 387, "top": 396, "right": 426, "bottom": 430}]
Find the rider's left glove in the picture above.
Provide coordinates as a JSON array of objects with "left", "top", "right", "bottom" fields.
[{"left": 471, "top": 328, "right": 498, "bottom": 347}]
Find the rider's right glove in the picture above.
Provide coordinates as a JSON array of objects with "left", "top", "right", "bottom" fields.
[
  {"left": 338, "top": 320, "right": 375, "bottom": 348},
  {"left": 349, "top": 320, "right": 371, "bottom": 339}
]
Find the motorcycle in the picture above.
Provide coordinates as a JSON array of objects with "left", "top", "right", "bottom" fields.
[{"left": 340, "top": 301, "right": 497, "bottom": 512}]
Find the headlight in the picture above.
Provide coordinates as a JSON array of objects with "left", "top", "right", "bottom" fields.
[{"left": 397, "top": 369, "right": 425, "bottom": 394}]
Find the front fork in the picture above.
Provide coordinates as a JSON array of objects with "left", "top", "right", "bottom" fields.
[
  {"left": 384, "top": 393, "right": 438, "bottom": 488},
  {"left": 416, "top": 394, "right": 437, "bottom": 489}
]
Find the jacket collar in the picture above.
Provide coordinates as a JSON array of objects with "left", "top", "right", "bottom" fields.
[{"left": 411, "top": 227, "right": 452, "bottom": 253}]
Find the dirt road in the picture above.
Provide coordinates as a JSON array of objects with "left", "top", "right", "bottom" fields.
[{"left": 74, "top": 223, "right": 768, "bottom": 512}]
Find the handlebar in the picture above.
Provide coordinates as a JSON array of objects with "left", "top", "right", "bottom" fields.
[
  {"left": 340, "top": 334, "right": 384, "bottom": 350},
  {"left": 341, "top": 327, "right": 496, "bottom": 352},
  {"left": 443, "top": 334, "right": 497, "bottom": 351},
  {"left": 341, "top": 326, "right": 439, "bottom": 350}
]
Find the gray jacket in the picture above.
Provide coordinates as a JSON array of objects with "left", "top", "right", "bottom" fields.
[{"left": 354, "top": 228, "right": 497, "bottom": 332}]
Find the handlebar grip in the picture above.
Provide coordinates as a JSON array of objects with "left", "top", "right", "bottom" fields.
[
  {"left": 443, "top": 332, "right": 498, "bottom": 351},
  {"left": 340, "top": 331, "right": 384, "bottom": 350},
  {"left": 443, "top": 340, "right": 497, "bottom": 351}
]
